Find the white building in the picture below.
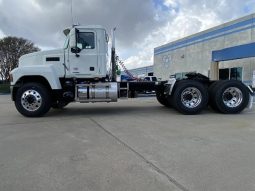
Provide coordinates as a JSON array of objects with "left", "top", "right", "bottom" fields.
[{"left": 154, "top": 13, "right": 255, "bottom": 85}]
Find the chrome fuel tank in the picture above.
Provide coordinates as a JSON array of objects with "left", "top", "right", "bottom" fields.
[{"left": 76, "top": 83, "right": 118, "bottom": 102}]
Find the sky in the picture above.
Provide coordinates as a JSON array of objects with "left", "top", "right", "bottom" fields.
[{"left": 0, "top": 0, "right": 255, "bottom": 69}]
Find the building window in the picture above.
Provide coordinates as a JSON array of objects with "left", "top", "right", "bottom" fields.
[
  {"left": 219, "top": 67, "right": 242, "bottom": 81},
  {"left": 230, "top": 67, "right": 242, "bottom": 81},
  {"left": 175, "top": 72, "right": 195, "bottom": 80},
  {"left": 219, "top": 68, "right": 229, "bottom": 80},
  {"left": 175, "top": 73, "right": 183, "bottom": 80},
  {"left": 175, "top": 72, "right": 189, "bottom": 80}
]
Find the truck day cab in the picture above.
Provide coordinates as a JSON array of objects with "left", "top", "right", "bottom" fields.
[{"left": 10, "top": 25, "right": 253, "bottom": 117}]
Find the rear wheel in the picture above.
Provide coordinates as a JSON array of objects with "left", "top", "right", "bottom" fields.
[
  {"left": 211, "top": 80, "right": 249, "bottom": 114},
  {"left": 208, "top": 81, "right": 222, "bottom": 111},
  {"left": 156, "top": 85, "right": 171, "bottom": 107},
  {"left": 15, "top": 83, "right": 52, "bottom": 117},
  {"left": 172, "top": 80, "right": 208, "bottom": 114}
]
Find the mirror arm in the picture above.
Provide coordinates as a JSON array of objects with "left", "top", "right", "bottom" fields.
[{"left": 75, "top": 29, "right": 80, "bottom": 57}]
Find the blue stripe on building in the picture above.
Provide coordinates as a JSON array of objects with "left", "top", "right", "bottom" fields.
[
  {"left": 212, "top": 42, "right": 255, "bottom": 62},
  {"left": 154, "top": 17, "right": 255, "bottom": 55}
]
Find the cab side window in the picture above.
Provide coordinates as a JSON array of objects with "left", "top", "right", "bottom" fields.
[
  {"left": 77, "top": 32, "right": 95, "bottom": 49},
  {"left": 152, "top": 77, "right": 157, "bottom": 81}
]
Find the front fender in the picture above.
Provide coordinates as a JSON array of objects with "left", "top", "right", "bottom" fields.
[{"left": 10, "top": 65, "right": 62, "bottom": 89}]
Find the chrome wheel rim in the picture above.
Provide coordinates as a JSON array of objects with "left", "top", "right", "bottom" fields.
[
  {"left": 21, "top": 90, "right": 42, "bottom": 112},
  {"left": 222, "top": 87, "right": 243, "bottom": 108},
  {"left": 181, "top": 87, "right": 202, "bottom": 108}
]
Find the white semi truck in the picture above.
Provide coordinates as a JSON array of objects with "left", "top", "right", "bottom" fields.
[{"left": 10, "top": 25, "right": 253, "bottom": 117}]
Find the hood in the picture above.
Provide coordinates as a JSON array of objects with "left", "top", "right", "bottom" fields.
[{"left": 19, "top": 49, "right": 64, "bottom": 67}]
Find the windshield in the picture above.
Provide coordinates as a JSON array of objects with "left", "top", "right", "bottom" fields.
[{"left": 63, "top": 35, "right": 69, "bottom": 49}]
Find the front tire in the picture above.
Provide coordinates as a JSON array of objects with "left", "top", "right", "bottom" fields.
[{"left": 15, "top": 83, "right": 52, "bottom": 117}]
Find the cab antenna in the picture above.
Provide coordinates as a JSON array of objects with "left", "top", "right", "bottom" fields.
[{"left": 70, "top": 0, "right": 74, "bottom": 26}]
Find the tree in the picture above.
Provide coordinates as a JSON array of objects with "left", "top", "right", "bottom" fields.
[{"left": 0, "top": 36, "right": 40, "bottom": 82}]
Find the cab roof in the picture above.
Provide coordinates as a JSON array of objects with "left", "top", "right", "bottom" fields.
[{"left": 63, "top": 25, "right": 106, "bottom": 36}]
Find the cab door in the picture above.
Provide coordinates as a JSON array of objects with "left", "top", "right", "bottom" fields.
[{"left": 68, "top": 30, "right": 98, "bottom": 77}]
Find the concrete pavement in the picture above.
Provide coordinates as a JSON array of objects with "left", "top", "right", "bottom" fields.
[{"left": 0, "top": 95, "right": 255, "bottom": 191}]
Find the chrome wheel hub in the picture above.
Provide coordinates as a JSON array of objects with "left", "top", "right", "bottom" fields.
[
  {"left": 181, "top": 87, "right": 202, "bottom": 108},
  {"left": 223, "top": 87, "right": 243, "bottom": 108},
  {"left": 21, "top": 90, "right": 42, "bottom": 111}
]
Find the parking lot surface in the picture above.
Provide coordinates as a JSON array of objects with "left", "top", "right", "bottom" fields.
[{"left": 0, "top": 95, "right": 255, "bottom": 191}]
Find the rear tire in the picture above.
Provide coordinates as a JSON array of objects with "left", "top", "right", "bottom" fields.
[
  {"left": 208, "top": 81, "right": 222, "bottom": 111},
  {"left": 156, "top": 85, "right": 171, "bottom": 107},
  {"left": 210, "top": 80, "right": 249, "bottom": 114},
  {"left": 15, "top": 83, "right": 52, "bottom": 117},
  {"left": 172, "top": 80, "right": 208, "bottom": 114}
]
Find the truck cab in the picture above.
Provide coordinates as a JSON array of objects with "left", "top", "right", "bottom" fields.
[
  {"left": 11, "top": 25, "right": 109, "bottom": 89},
  {"left": 10, "top": 25, "right": 116, "bottom": 117},
  {"left": 65, "top": 26, "right": 108, "bottom": 78}
]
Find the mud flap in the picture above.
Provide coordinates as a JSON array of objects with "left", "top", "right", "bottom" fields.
[
  {"left": 246, "top": 85, "right": 254, "bottom": 110},
  {"left": 247, "top": 94, "right": 253, "bottom": 110}
]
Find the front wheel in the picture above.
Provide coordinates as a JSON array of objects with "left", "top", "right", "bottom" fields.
[{"left": 15, "top": 83, "right": 52, "bottom": 117}]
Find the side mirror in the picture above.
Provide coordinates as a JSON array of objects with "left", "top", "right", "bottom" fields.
[
  {"left": 70, "top": 28, "right": 81, "bottom": 54},
  {"left": 71, "top": 47, "right": 81, "bottom": 54},
  {"left": 69, "top": 28, "right": 77, "bottom": 49}
]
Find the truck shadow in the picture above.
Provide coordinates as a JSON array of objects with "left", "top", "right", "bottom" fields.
[{"left": 46, "top": 105, "right": 178, "bottom": 118}]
